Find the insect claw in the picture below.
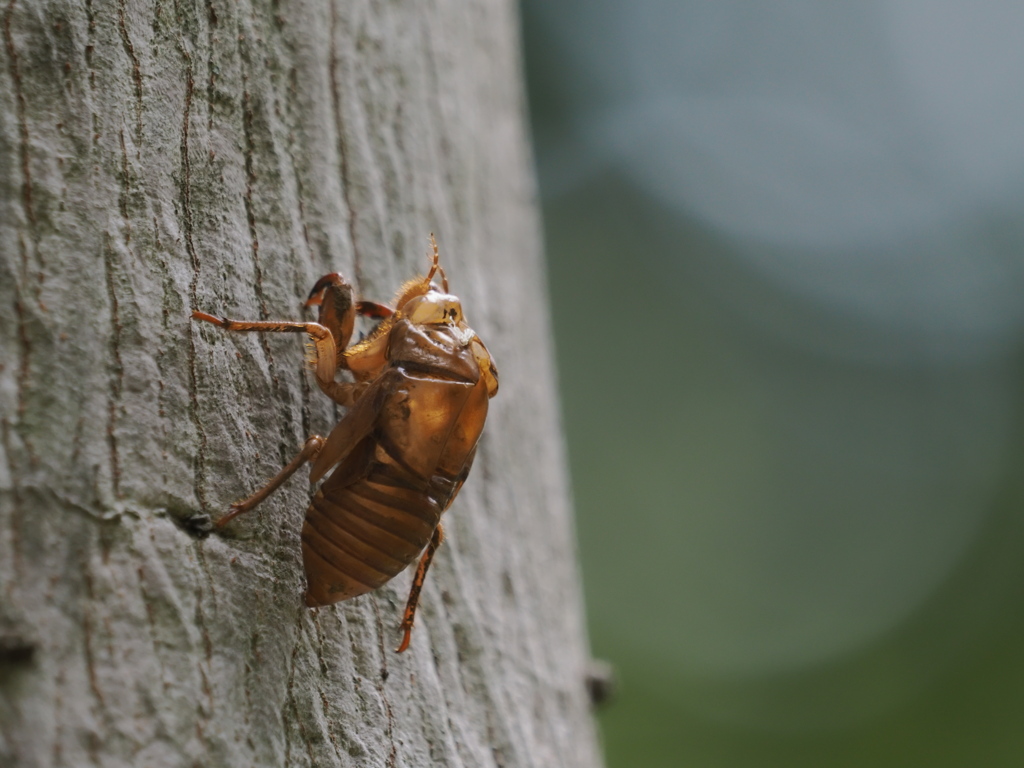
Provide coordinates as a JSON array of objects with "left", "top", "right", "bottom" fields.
[
  {"left": 214, "top": 504, "right": 245, "bottom": 529},
  {"left": 396, "top": 627, "right": 413, "bottom": 654},
  {"left": 305, "top": 272, "right": 347, "bottom": 307},
  {"left": 191, "top": 310, "right": 226, "bottom": 326},
  {"left": 356, "top": 300, "right": 394, "bottom": 319}
]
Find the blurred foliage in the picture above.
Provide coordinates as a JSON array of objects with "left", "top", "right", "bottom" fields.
[
  {"left": 544, "top": 180, "right": 1024, "bottom": 767},
  {"left": 522, "top": 3, "right": 1024, "bottom": 766}
]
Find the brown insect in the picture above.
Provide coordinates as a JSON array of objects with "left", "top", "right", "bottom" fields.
[{"left": 192, "top": 236, "right": 498, "bottom": 652}]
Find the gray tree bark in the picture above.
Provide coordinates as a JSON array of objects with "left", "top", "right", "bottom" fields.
[{"left": 0, "top": 2, "right": 602, "bottom": 767}]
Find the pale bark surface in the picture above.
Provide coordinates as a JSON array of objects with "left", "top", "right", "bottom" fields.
[{"left": 0, "top": 2, "right": 601, "bottom": 767}]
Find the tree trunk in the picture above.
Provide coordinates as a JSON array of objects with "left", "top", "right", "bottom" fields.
[{"left": 0, "top": 2, "right": 601, "bottom": 766}]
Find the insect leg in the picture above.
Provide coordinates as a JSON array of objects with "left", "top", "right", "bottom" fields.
[
  {"left": 356, "top": 300, "right": 394, "bottom": 319},
  {"left": 216, "top": 435, "right": 325, "bottom": 529},
  {"left": 327, "top": 380, "right": 371, "bottom": 408},
  {"left": 305, "top": 273, "right": 357, "bottom": 353},
  {"left": 396, "top": 523, "right": 445, "bottom": 653},
  {"left": 305, "top": 275, "right": 394, "bottom": 348},
  {"left": 191, "top": 311, "right": 350, "bottom": 404}
]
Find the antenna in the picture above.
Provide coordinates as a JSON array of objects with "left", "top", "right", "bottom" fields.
[{"left": 426, "top": 233, "right": 440, "bottom": 283}]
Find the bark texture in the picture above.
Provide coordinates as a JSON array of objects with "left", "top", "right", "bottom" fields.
[{"left": 0, "top": 2, "right": 601, "bottom": 766}]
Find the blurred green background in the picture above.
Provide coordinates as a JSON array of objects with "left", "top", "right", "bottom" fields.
[{"left": 520, "top": 2, "right": 1024, "bottom": 766}]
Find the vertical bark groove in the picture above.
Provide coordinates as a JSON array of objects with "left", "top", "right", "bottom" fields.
[
  {"left": 3, "top": 0, "right": 34, "bottom": 229},
  {"left": 102, "top": 233, "right": 124, "bottom": 499},
  {"left": 117, "top": 0, "right": 143, "bottom": 142}
]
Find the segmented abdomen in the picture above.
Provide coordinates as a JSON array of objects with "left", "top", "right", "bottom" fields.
[{"left": 301, "top": 446, "right": 443, "bottom": 607}]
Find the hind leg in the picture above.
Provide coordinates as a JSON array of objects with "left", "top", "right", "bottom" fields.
[{"left": 396, "top": 523, "right": 445, "bottom": 653}]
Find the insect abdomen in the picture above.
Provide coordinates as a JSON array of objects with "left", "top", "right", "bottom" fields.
[{"left": 301, "top": 452, "right": 442, "bottom": 606}]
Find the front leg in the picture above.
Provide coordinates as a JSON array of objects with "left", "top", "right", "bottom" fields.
[{"left": 192, "top": 311, "right": 359, "bottom": 406}]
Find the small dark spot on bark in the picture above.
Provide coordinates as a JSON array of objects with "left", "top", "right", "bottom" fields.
[
  {"left": 585, "top": 658, "right": 616, "bottom": 708},
  {"left": 182, "top": 513, "right": 214, "bottom": 537},
  {"left": 0, "top": 636, "right": 35, "bottom": 665}
]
